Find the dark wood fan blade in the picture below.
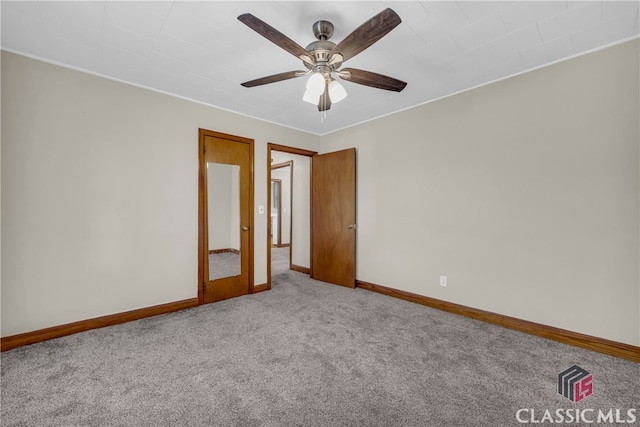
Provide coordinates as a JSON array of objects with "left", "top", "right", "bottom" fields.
[
  {"left": 329, "top": 8, "right": 401, "bottom": 63},
  {"left": 318, "top": 82, "right": 332, "bottom": 111},
  {"left": 241, "top": 71, "right": 306, "bottom": 88},
  {"left": 339, "top": 68, "right": 407, "bottom": 92},
  {"left": 238, "top": 13, "right": 311, "bottom": 61}
]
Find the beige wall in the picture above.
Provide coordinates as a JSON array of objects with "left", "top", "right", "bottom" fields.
[
  {"left": 1, "top": 51, "right": 320, "bottom": 337},
  {"left": 2, "top": 39, "right": 638, "bottom": 347},
  {"left": 321, "top": 40, "right": 640, "bottom": 346},
  {"left": 289, "top": 154, "right": 311, "bottom": 269}
]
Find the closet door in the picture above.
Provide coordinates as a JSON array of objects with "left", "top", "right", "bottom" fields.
[{"left": 199, "top": 129, "right": 254, "bottom": 303}]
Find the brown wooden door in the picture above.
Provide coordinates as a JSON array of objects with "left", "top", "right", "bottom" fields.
[
  {"left": 311, "top": 148, "right": 356, "bottom": 288},
  {"left": 199, "top": 130, "right": 253, "bottom": 303}
]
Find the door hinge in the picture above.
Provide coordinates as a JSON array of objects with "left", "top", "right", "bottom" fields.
[{"left": 202, "top": 282, "right": 206, "bottom": 293}]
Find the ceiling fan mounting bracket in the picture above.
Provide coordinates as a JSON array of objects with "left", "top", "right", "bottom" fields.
[{"left": 312, "top": 20, "right": 334, "bottom": 41}]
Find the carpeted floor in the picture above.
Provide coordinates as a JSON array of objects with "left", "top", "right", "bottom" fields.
[
  {"left": 271, "top": 246, "right": 290, "bottom": 276},
  {"left": 1, "top": 251, "right": 638, "bottom": 426}
]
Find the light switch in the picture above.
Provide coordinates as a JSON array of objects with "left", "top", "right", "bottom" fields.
[{"left": 258, "top": 205, "right": 264, "bottom": 214}]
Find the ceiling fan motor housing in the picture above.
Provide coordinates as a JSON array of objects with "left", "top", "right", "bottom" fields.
[
  {"left": 304, "top": 40, "right": 338, "bottom": 68},
  {"left": 304, "top": 20, "right": 343, "bottom": 72}
]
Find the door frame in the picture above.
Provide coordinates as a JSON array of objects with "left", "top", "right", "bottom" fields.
[
  {"left": 198, "top": 129, "right": 255, "bottom": 305},
  {"left": 270, "top": 160, "right": 292, "bottom": 249},
  {"left": 270, "top": 177, "right": 282, "bottom": 247},
  {"left": 266, "top": 143, "right": 317, "bottom": 290}
]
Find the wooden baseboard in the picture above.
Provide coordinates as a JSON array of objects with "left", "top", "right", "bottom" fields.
[
  {"left": 356, "top": 280, "right": 640, "bottom": 363},
  {"left": 1, "top": 298, "right": 200, "bottom": 352},
  {"left": 209, "top": 248, "right": 240, "bottom": 254},
  {"left": 7, "top": 282, "right": 636, "bottom": 362},
  {"left": 290, "top": 264, "right": 310, "bottom": 274},
  {"left": 253, "top": 283, "right": 269, "bottom": 293}
]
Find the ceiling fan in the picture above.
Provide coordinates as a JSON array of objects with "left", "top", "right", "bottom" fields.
[{"left": 237, "top": 8, "right": 407, "bottom": 112}]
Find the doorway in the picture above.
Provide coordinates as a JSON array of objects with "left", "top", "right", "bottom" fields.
[
  {"left": 267, "top": 144, "right": 316, "bottom": 289},
  {"left": 270, "top": 160, "right": 292, "bottom": 249},
  {"left": 199, "top": 129, "right": 254, "bottom": 304},
  {"left": 270, "top": 178, "right": 282, "bottom": 247},
  {"left": 267, "top": 144, "right": 357, "bottom": 290}
]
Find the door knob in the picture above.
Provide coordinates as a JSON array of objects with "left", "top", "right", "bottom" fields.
[
  {"left": 347, "top": 224, "right": 356, "bottom": 230},
  {"left": 242, "top": 226, "right": 249, "bottom": 231}
]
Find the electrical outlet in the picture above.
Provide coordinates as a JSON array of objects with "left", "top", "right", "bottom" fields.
[{"left": 439, "top": 275, "right": 447, "bottom": 287}]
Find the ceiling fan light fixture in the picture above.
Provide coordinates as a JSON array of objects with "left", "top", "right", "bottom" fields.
[
  {"left": 328, "top": 79, "right": 347, "bottom": 103},
  {"left": 302, "top": 88, "right": 321, "bottom": 104},
  {"left": 306, "top": 72, "right": 325, "bottom": 96}
]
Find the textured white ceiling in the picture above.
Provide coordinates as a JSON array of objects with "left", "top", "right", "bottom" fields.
[{"left": 2, "top": 1, "right": 638, "bottom": 135}]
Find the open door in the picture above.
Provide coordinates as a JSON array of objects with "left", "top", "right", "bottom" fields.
[{"left": 311, "top": 148, "right": 356, "bottom": 288}]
